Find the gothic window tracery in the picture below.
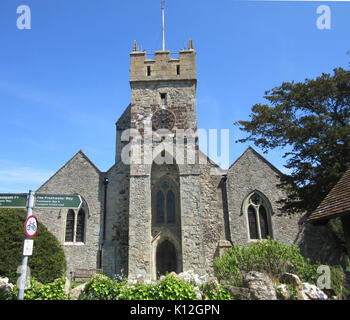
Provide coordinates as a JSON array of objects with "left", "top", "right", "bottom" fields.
[
  {"left": 155, "top": 180, "right": 177, "bottom": 224},
  {"left": 245, "top": 192, "right": 272, "bottom": 240},
  {"left": 64, "top": 201, "right": 87, "bottom": 244}
]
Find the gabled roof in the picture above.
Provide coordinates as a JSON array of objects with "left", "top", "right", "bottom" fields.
[
  {"left": 37, "top": 150, "right": 101, "bottom": 192},
  {"left": 308, "top": 168, "right": 350, "bottom": 222},
  {"left": 228, "top": 146, "right": 283, "bottom": 176}
]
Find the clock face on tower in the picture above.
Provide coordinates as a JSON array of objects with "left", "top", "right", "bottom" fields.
[{"left": 152, "top": 109, "right": 176, "bottom": 131}]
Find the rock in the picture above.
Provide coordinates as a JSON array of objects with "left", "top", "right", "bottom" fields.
[
  {"left": 301, "top": 283, "right": 328, "bottom": 300},
  {"left": 0, "top": 277, "right": 14, "bottom": 298},
  {"left": 243, "top": 271, "right": 277, "bottom": 300},
  {"left": 69, "top": 283, "right": 86, "bottom": 300},
  {"left": 276, "top": 284, "right": 291, "bottom": 300},
  {"left": 64, "top": 277, "right": 71, "bottom": 296},
  {"left": 225, "top": 286, "right": 251, "bottom": 300},
  {"left": 280, "top": 272, "right": 303, "bottom": 300},
  {"left": 280, "top": 273, "right": 303, "bottom": 289}
]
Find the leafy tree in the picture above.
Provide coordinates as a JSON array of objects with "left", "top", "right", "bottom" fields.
[
  {"left": 0, "top": 208, "right": 66, "bottom": 284},
  {"left": 235, "top": 67, "right": 350, "bottom": 214}
]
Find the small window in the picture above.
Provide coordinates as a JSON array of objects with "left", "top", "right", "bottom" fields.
[
  {"left": 147, "top": 66, "right": 151, "bottom": 76},
  {"left": 160, "top": 93, "right": 167, "bottom": 105},
  {"left": 176, "top": 65, "right": 180, "bottom": 75}
]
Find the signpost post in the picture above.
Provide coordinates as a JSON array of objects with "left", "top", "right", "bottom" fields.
[
  {"left": 0, "top": 191, "right": 82, "bottom": 299},
  {"left": 17, "top": 190, "right": 35, "bottom": 300}
]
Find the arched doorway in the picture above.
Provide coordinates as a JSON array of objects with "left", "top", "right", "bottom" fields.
[{"left": 156, "top": 240, "right": 177, "bottom": 277}]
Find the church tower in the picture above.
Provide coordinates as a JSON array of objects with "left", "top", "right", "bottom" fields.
[{"left": 111, "top": 38, "right": 206, "bottom": 280}]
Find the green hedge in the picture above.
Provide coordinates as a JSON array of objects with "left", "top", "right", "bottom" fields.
[{"left": 0, "top": 208, "right": 66, "bottom": 284}]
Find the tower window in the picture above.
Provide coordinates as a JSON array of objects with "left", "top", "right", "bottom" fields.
[
  {"left": 155, "top": 180, "right": 177, "bottom": 225},
  {"left": 147, "top": 66, "right": 151, "bottom": 76},
  {"left": 160, "top": 93, "right": 167, "bottom": 105},
  {"left": 176, "top": 65, "right": 180, "bottom": 75}
]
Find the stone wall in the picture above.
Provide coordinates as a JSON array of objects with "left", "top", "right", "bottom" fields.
[
  {"left": 102, "top": 161, "right": 130, "bottom": 277},
  {"left": 199, "top": 154, "right": 228, "bottom": 276},
  {"left": 226, "top": 147, "right": 301, "bottom": 247},
  {"left": 34, "top": 151, "right": 103, "bottom": 277}
]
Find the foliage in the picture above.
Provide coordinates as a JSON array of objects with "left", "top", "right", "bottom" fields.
[
  {"left": 154, "top": 274, "right": 199, "bottom": 300},
  {"left": 11, "top": 278, "right": 68, "bottom": 300},
  {"left": 235, "top": 67, "right": 350, "bottom": 214},
  {"left": 0, "top": 208, "right": 67, "bottom": 284},
  {"left": 214, "top": 239, "right": 319, "bottom": 286},
  {"left": 200, "top": 281, "right": 231, "bottom": 300},
  {"left": 329, "top": 265, "right": 350, "bottom": 299},
  {"left": 82, "top": 273, "right": 199, "bottom": 300}
]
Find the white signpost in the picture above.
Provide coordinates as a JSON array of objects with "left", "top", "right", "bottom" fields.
[{"left": 17, "top": 190, "right": 35, "bottom": 300}]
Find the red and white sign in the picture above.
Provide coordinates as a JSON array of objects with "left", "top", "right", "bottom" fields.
[{"left": 24, "top": 215, "right": 38, "bottom": 238}]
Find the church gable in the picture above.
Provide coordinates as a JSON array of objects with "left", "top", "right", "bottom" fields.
[
  {"left": 37, "top": 150, "right": 101, "bottom": 194},
  {"left": 226, "top": 146, "right": 300, "bottom": 246},
  {"left": 33, "top": 150, "right": 103, "bottom": 276}
]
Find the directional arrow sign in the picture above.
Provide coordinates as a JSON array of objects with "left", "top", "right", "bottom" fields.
[
  {"left": 35, "top": 194, "right": 82, "bottom": 209},
  {"left": 0, "top": 194, "right": 27, "bottom": 208}
]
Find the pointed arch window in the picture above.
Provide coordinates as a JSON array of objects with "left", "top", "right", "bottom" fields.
[
  {"left": 65, "top": 209, "right": 75, "bottom": 242},
  {"left": 76, "top": 208, "right": 85, "bottom": 242},
  {"left": 64, "top": 201, "right": 88, "bottom": 244},
  {"left": 245, "top": 192, "right": 272, "bottom": 240},
  {"left": 154, "top": 180, "right": 177, "bottom": 224}
]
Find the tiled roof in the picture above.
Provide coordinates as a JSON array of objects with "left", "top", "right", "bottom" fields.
[{"left": 308, "top": 168, "right": 350, "bottom": 222}]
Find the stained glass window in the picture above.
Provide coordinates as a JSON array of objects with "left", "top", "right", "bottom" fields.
[
  {"left": 248, "top": 205, "right": 258, "bottom": 239},
  {"left": 259, "top": 206, "right": 269, "bottom": 239},
  {"left": 76, "top": 208, "right": 85, "bottom": 242},
  {"left": 65, "top": 209, "right": 75, "bottom": 242},
  {"left": 247, "top": 193, "right": 272, "bottom": 240}
]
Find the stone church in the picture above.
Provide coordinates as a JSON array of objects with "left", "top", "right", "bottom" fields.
[{"left": 33, "top": 40, "right": 341, "bottom": 281}]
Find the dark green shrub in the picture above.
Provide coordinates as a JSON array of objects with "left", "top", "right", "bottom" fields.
[
  {"left": 0, "top": 208, "right": 66, "bottom": 284},
  {"left": 214, "top": 239, "right": 319, "bottom": 286}
]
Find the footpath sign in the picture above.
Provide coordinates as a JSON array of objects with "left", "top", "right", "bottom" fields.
[
  {"left": 0, "top": 194, "right": 27, "bottom": 208},
  {"left": 0, "top": 191, "right": 82, "bottom": 299},
  {"left": 35, "top": 194, "right": 82, "bottom": 208}
]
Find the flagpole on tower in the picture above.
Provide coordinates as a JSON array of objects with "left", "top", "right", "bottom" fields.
[{"left": 161, "top": 1, "right": 165, "bottom": 51}]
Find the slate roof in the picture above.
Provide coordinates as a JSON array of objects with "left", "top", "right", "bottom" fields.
[{"left": 308, "top": 168, "right": 350, "bottom": 222}]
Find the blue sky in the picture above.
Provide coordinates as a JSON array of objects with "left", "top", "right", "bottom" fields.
[{"left": 0, "top": 0, "right": 349, "bottom": 193}]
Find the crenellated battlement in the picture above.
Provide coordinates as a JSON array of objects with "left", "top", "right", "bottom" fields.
[{"left": 130, "top": 40, "right": 196, "bottom": 82}]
